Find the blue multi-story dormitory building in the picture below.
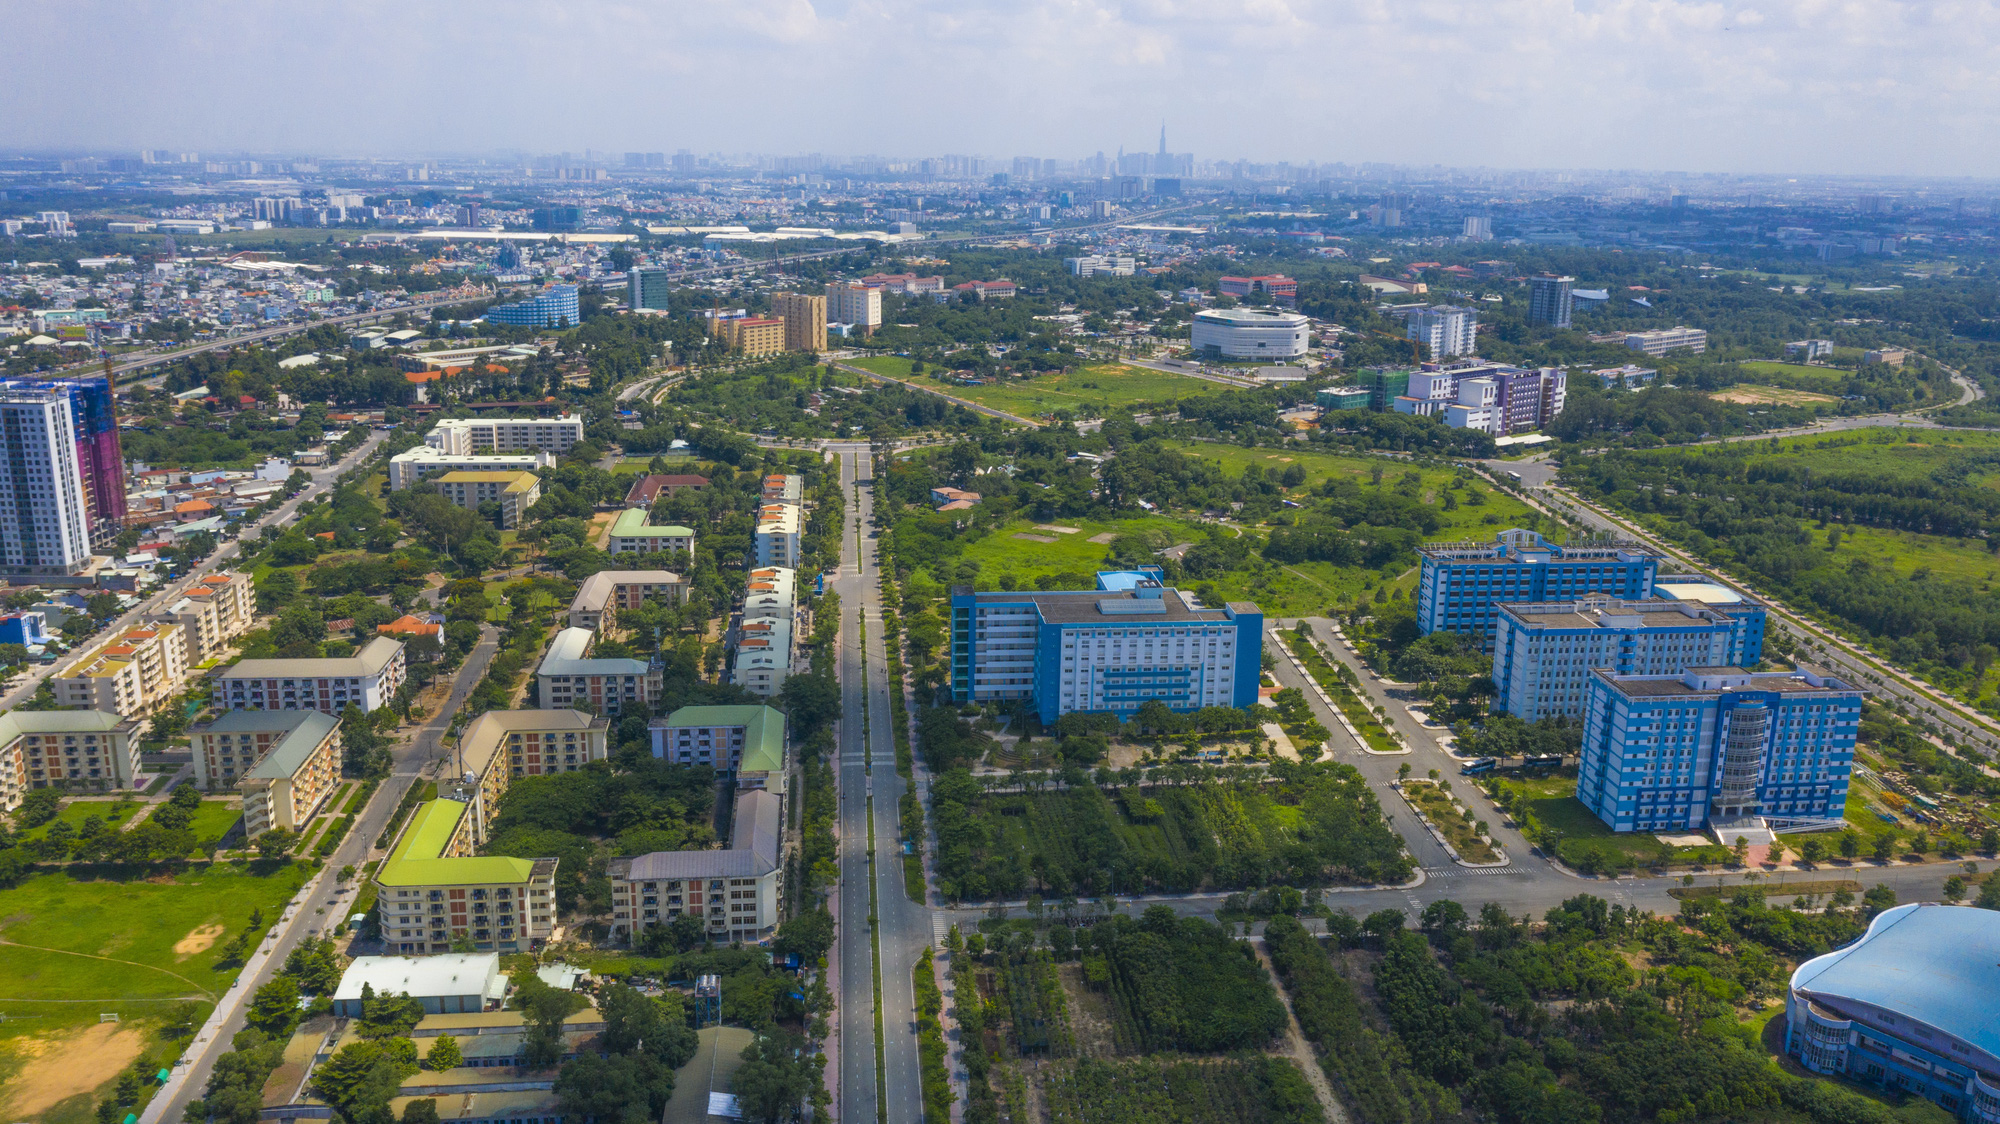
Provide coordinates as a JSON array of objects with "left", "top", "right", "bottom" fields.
[
  {"left": 1416, "top": 529, "right": 1661, "bottom": 645},
  {"left": 1419, "top": 529, "right": 1859, "bottom": 835},
  {"left": 949, "top": 569, "right": 1263, "bottom": 725},
  {"left": 1494, "top": 595, "right": 1767, "bottom": 721},
  {"left": 1576, "top": 665, "right": 1860, "bottom": 834}
]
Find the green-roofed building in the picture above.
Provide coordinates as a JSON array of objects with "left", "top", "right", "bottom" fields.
[
  {"left": 647, "top": 704, "right": 787, "bottom": 794},
  {"left": 606, "top": 507, "right": 696, "bottom": 558},
  {"left": 375, "top": 798, "right": 558, "bottom": 955}
]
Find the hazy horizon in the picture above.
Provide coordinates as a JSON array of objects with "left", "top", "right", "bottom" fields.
[{"left": 9, "top": 0, "right": 2000, "bottom": 178}]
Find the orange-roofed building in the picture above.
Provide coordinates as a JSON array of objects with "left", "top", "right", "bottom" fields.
[
  {"left": 53, "top": 621, "right": 190, "bottom": 716},
  {"left": 378, "top": 615, "right": 443, "bottom": 640},
  {"left": 173, "top": 499, "right": 215, "bottom": 516}
]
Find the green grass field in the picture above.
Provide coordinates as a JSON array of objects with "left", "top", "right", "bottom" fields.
[
  {"left": 951, "top": 512, "right": 1342, "bottom": 615},
  {"left": 1737, "top": 360, "right": 1852, "bottom": 387},
  {"left": 181, "top": 801, "right": 243, "bottom": 848},
  {"left": 0, "top": 863, "right": 308, "bottom": 1000},
  {"left": 0, "top": 862, "right": 311, "bottom": 1122},
  {"left": 849, "top": 356, "right": 1216, "bottom": 419},
  {"left": 1166, "top": 441, "right": 1545, "bottom": 596},
  {"left": 943, "top": 442, "right": 1546, "bottom": 616},
  {"left": 15, "top": 800, "right": 143, "bottom": 843}
]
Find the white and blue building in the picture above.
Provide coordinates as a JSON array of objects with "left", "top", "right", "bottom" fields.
[
  {"left": 1577, "top": 666, "right": 1861, "bottom": 834},
  {"left": 1493, "top": 595, "right": 1767, "bottom": 721},
  {"left": 485, "top": 284, "right": 581, "bottom": 329},
  {"left": 949, "top": 569, "right": 1262, "bottom": 724},
  {"left": 1788, "top": 903, "right": 2000, "bottom": 1123},
  {"left": 1417, "top": 529, "right": 1662, "bottom": 647}
]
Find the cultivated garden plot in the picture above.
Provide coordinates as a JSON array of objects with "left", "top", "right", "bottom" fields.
[
  {"left": 931, "top": 766, "right": 1412, "bottom": 901},
  {"left": 957, "top": 911, "right": 1321, "bottom": 1124}
]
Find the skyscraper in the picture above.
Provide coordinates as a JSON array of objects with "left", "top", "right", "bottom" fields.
[
  {"left": 629, "top": 268, "right": 672, "bottom": 311},
  {"left": 0, "top": 386, "right": 95, "bottom": 575},
  {"left": 0, "top": 376, "right": 126, "bottom": 536},
  {"left": 1528, "top": 274, "right": 1575, "bottom": 329}
]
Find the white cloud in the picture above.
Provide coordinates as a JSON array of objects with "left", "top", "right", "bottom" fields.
[{"left": 4, "top": 0, "right": 2000, "bottom": 174}]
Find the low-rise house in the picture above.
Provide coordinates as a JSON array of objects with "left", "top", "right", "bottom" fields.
[
  {"left": 331, "top": 953, "right": 506, "bottom": 1017},
  {"left": 535, "top": 627, "right": 661, "bottom": 714},
  {"left": 213, "top": 636, "right": 406, "bottom": 714},
  {"left": 0, "top": 711, "right": 141, "bottom": 802},
  {"left": 624, "top": 473, "right": 709, "bottom": 505},
  {"left": 930, "top": 487, "right": 981, "bottom": 510},
  {"left": 605, "top": 508, "right": 696, "bottom": 557},
  {"left": 608, "top": 788, "right": 781, "bottom": 945},
  {"left": 54, "top": 623, "right": 189, "bottom": 715},
  {"left": 374, "top": 799, "right": 559, "bottom": 954},
  {"left": 378, "top": 614, "right": 444, "bottom": 641},
  {"left": 566, "top": 570, "right": 687, "bottom": 632}
]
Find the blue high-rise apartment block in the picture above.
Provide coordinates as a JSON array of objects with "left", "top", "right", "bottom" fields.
[
  {"left": 485, "top": 284, "right": 580, "bottom": 329},
  {"left": 949, "top": 569, "right": 1263, "bottom": 724},
  {"left": 1577, "top": 666, "right": 1861, "bottom": 834},
  {"left": 1417, "top": 529, "right": 1662, "bottom": 646},
  {"left": 1493, "top": 595, "right": 1767, "bottom": 720},
  {"left": 1788, "top": 904, "right": 2000, "bottom": 1124}
]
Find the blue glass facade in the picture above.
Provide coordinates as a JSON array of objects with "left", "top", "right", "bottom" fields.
[
  {"left": 1417, "top": 529, "right": 1661, "bottom": 647},
  {"left": 949, "top": 570, "right": 1263, "bottom": 724},
  {"left": 1577, "top": 666, "right": 1860, "bottom": 834},
  {"left": 486, "top": 284, "right": 581, "bottom": 329}
]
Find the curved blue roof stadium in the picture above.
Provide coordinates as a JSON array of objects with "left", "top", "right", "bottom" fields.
[{"left": 1791, "top": 903, "right": 2000, "bottom": 1061}]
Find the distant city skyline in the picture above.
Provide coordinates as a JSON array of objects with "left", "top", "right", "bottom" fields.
[{"left": 9, "top": 2, "right": 2000, "bottom": 177}]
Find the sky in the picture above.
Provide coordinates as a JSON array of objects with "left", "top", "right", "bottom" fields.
[{"left": 9, "top": 0, "right": 2000, "bottom": 178}]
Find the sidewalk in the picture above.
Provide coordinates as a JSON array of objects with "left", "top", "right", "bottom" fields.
[{"left": 140, "top": 860, "right": 331, "bottom": 1124}]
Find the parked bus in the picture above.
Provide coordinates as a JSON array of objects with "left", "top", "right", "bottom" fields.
[{"left": 1460, "top": 758, "right": 1498, "bottom": 776}]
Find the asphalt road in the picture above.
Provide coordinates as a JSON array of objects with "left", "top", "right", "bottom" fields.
[
  {"left": 144, "top": 621, "right": 503, "bottom": 1124},
  {"left": 827, "top": 441, "right": 929, "bottom": 1124},
  {"left": 0, "top": 430, "right": 390, "bottom": 712}
]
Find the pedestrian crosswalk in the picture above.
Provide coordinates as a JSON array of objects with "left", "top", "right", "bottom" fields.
[
  {"left": 931, "top": 913, "right": 949, "bottom": 946},
  {"left": 1423, "top": 866, "right": 1528, "bottom": 878}
]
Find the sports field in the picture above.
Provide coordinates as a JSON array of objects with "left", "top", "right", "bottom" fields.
[
  {"left": 0, "top": 862, "right": 310, "bottom": 1122},
  {"left": 1709, "top": 384, "right": 1838, "bottom": 406}
]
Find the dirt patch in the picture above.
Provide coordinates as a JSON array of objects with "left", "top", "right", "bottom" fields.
[
  {"left": 174, "top": 923, "right": 225, "bottom": 957},
  {"left": 1710, "top": 385, "right": 1836, "bottom": 405},
  {"left": 1035, "top": 525, "right": 1081, "bottom": 534},
  {"left": 1056, "top": 964, "right": 1121, "bottom": 1058},
  {"left": 587, "top": 510, "right": 618, "bottom": 549},
  {"left": 1087, "top": 532, "right": 1118, "bottom": 544},
  {"left": 0, "top": 1023, "right": 148, "bottom": 1117},
  {"left": 1012, "top": 533, "right": 1058, "bottom": 544}
]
